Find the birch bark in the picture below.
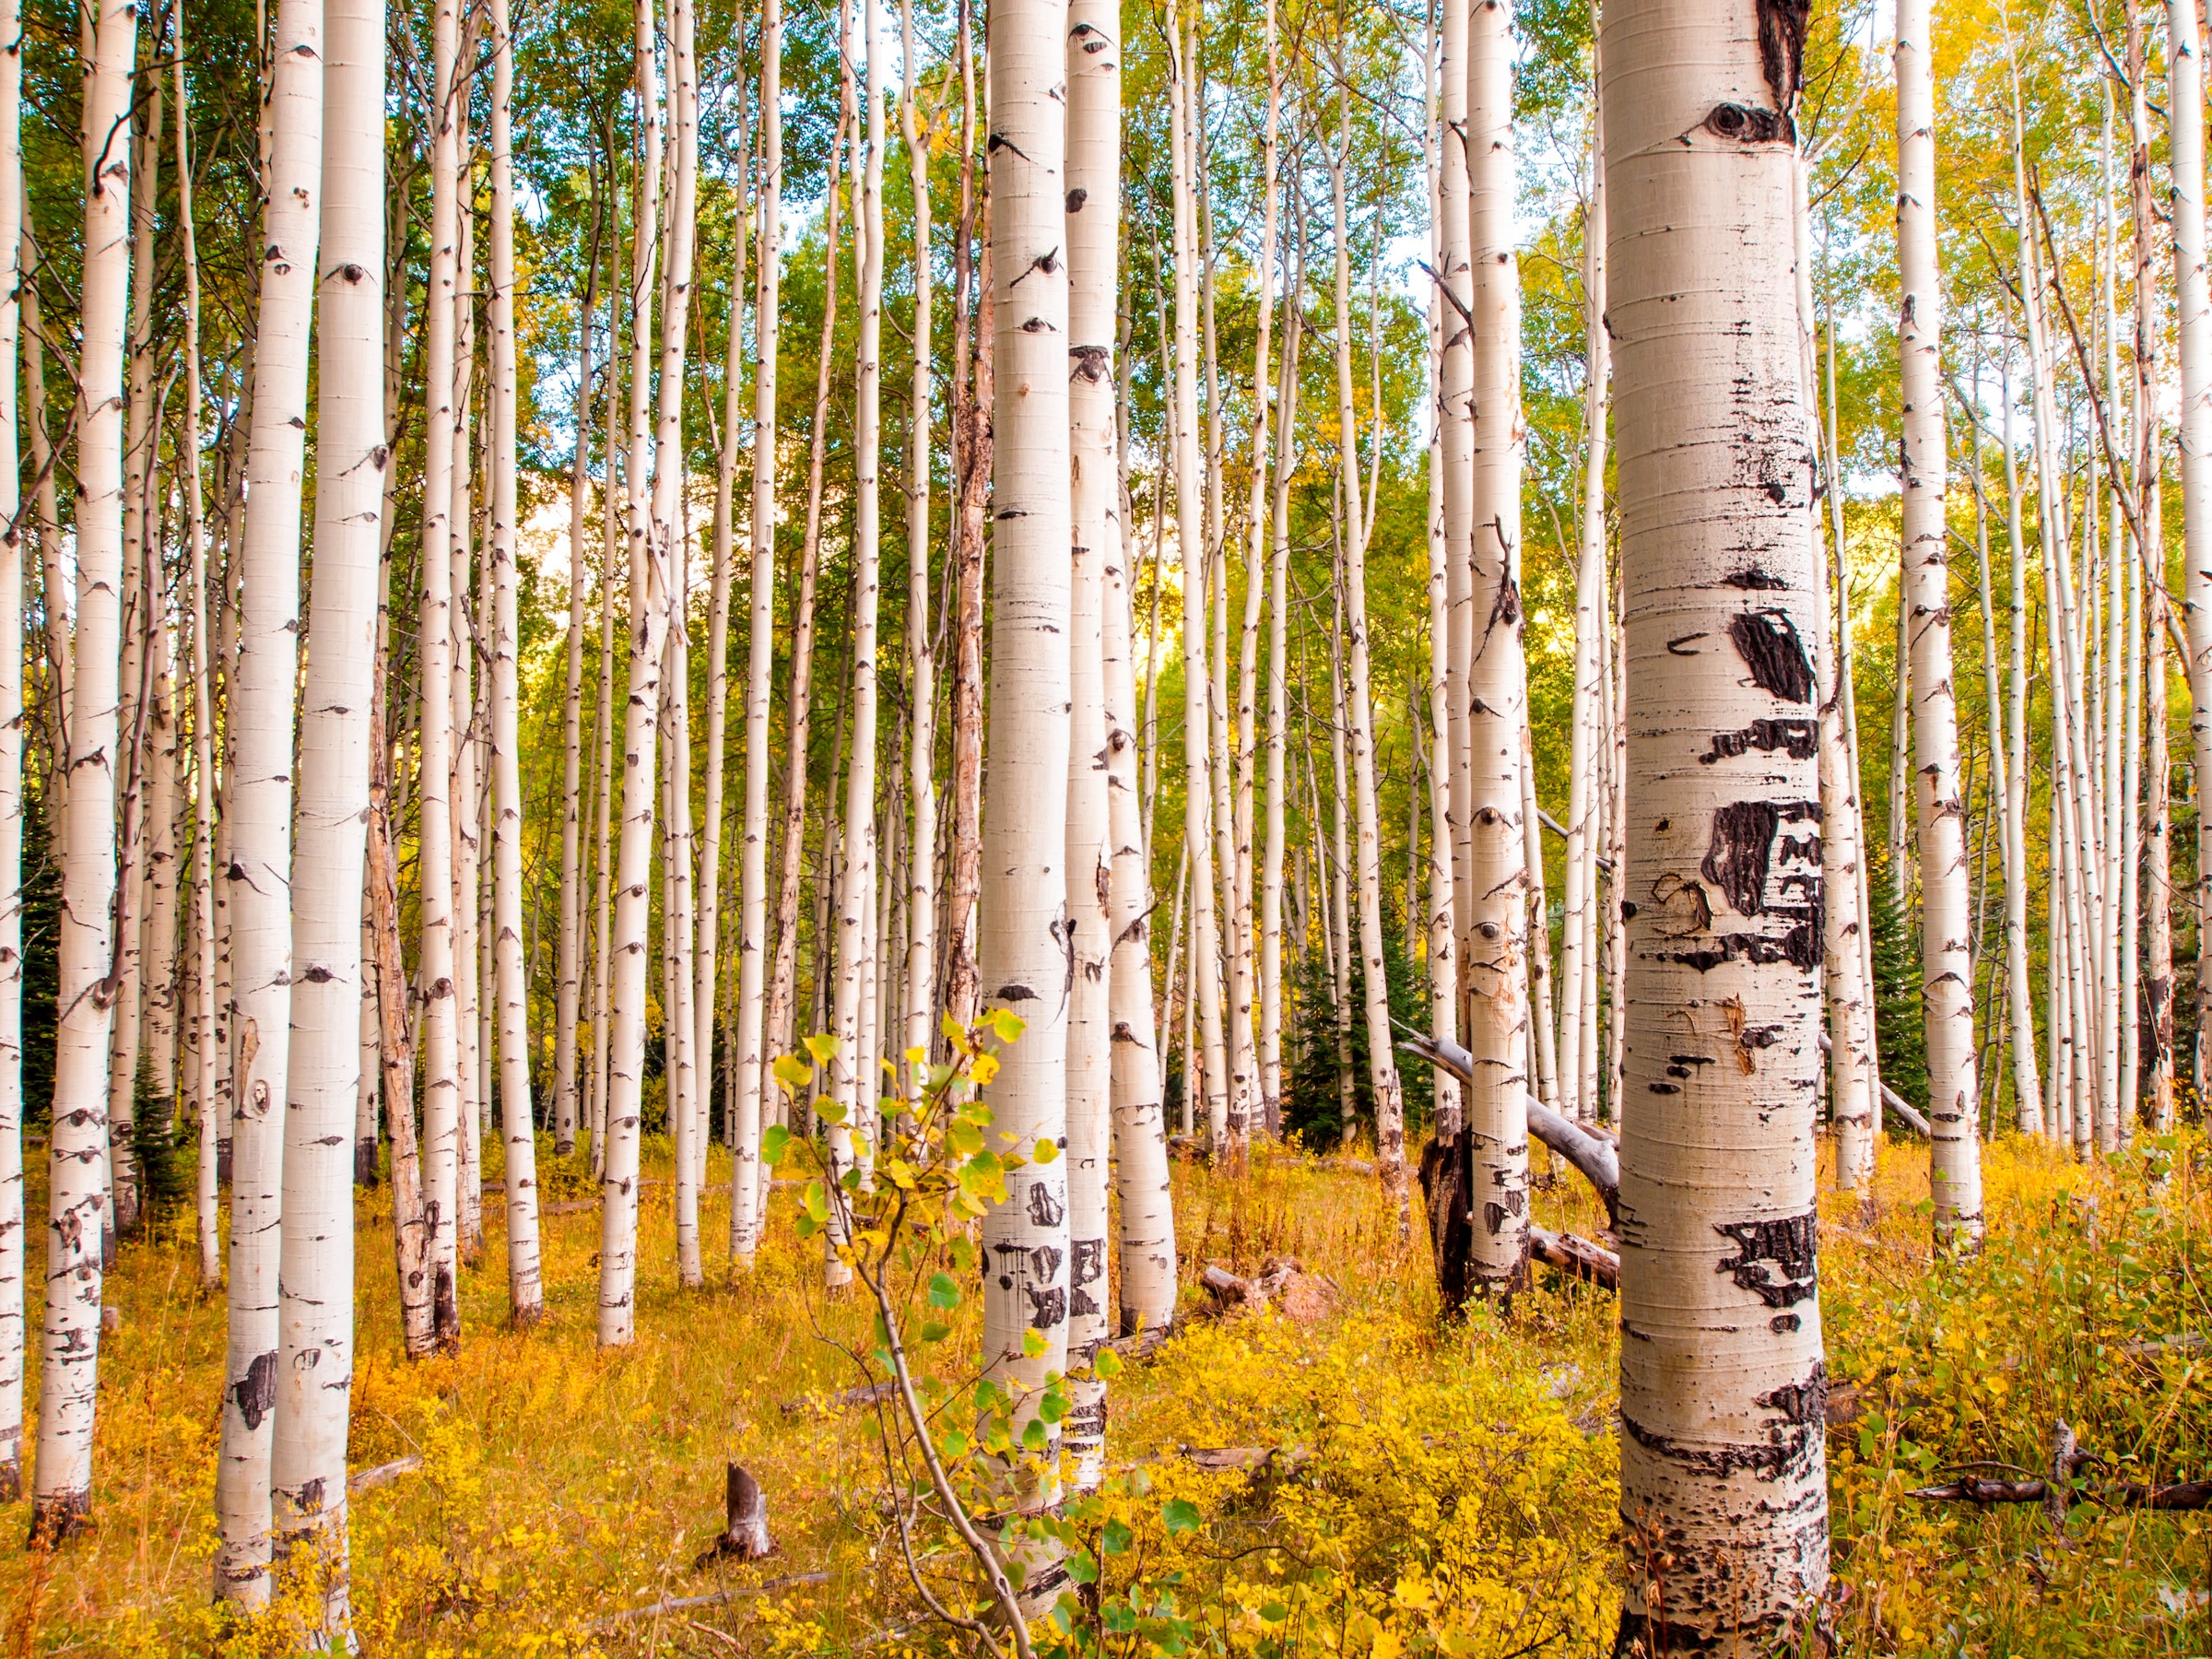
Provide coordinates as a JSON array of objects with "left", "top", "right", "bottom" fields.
[
  {"left": 731, "top": 0, "right": 780, "bottom": 1261},
  {"left": 269, "top": 0, "right": 382, "bottom": 1612},
  {"left": 0, "top": 0, "right": 18, "bottom": 1503},
  {"left": 1604, "top": 3, "right": 1830, "bottom": 1645},
  {"left": 216, "top": 0, "right": 324, "bottom": 1594}
]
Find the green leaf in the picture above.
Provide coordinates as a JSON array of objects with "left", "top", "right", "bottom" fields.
[
  {"left": 817, "top": 1096, "right": 849, "bottom": 1125},
  {"left": 805, "top": 1032, "right": 841, "bottom": 1066},
  {"left": 918, "top": 1321, "right": 952, "bottom": 1344},
  {"left": 802, "top": 1181, "right": 829, "bottom": 1222},
  {"left": 1162, "top": 1498, "right": 1202, "bottom": 1535},
  {"left": 989, "top": 1008, "right": 1028, "bottom": 1044},
  {"left": 1032, "top": 1137, "right": 1061, "bottom": 1164},
  {"left": 1023, "top": 1328, "right": 1048, "bottom": 1359},
  {"left": 1038, "top": 1389, "right": 1069, "bottom": 1424},
  {"left": 1022, "top": 1419, "right": 1051, "bottom": 1452},
  {"left": 1259, "top": 1602, "right": 1288, "bottom": 1624},
  {"left": 1067, "top": 1553, "right": 1100, "bottom": 1586},
  {"left": 1094, "top": 1347, "right": 1124, "bottom": 1381},
  {"left": 760, "top": 1124, "right": 793, "bottom": 1166},
  {"left": 929, "top": 1272, "right": 963, "bottom": 1310},
  {"left": 1101, "top": 1519, "right": 1133, "bottom": 1557},
  {"left": 771, "top": 1054, "right": 813, "bottom": 1091}
]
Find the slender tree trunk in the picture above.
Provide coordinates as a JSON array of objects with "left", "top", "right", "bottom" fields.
[
  {"left": 1325, "top": 584, "right": 1355, "bottom": 1143},
  {"left": 900, "top": 0, "right": 936, "bottom": 1070},
  {"left": 762, "top": 89, "right": 845, "bottom": 1100},
  {"left": 731, "top": 0, "right": 780, "bottom": 1262},
  {"left": 591, "top": 251, "right": 624, "bottom": 1173},
  {"left": 696, "top": 38, "right": 747, "bottom": 1256},
  {"left": 173, "top": 40, "right": 222, "bottom": 1293},
  {"left": 1605, "top": 4, "right": 1830, "bottom": 1646},
  {"left": 1997, "top": 348, "right": 2042, "bottom": 1128},
  {"left": 0, "top": 0, "right": 19, "bottom": 1505},
  {"left": 980, "top": 0, "right": 1074, "bottom": 1564},
  {"left": 1065, "top": 0, "right": 1121, "bottom": 1480},
  {"left": 269, "top": 0, "right": 382, "bottom": 1615},
  {"left": 1560, "top": 70, "right": 1605, "bottom": 1128},
  {"left": 1331, "top": 95, "right": 1406, "bottom": 1228},
  {"left": 215, "top": 0, "right": 324, "bottom": 1595},
  {"left": 1263, "top": 276, "right": 1303, "bottom": 1135},
  {"left": 1456, "top": 0, "right": 1529, "bottom": 1284},
  {"left": 2170, "top": 0, "right": 2212, "bottom": 1101},
  {"left": 486, "top": 0, "right": 542, "bottom": 1317},
  {"left": 1895, "top": 0, "right": 1983, "bottom": 1239},
  {"left": 595, "top": 0, "right": 666, "bottom": 1347},
  {"left": 1167, "top": 8, "right": 1229, "bottom": 1158},
  {"left": 35, "top": 0, "right": 137, "bottom": 1536},
  {"left": 556, "top": 199, "right": 606, "bottom": 1160}
]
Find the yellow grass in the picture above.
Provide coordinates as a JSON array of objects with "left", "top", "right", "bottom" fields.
[{"left": 0, "top": 1128, "right": 2206, "bottom": 1656}]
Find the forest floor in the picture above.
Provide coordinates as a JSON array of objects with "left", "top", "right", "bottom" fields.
[{"left": 2, "top": 1123, "right": 2209, "bottom": 1657}]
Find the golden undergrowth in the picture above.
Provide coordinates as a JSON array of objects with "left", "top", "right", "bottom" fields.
[{"left": 0, "top": 1127, "right": 2205, "bottom": 1657}]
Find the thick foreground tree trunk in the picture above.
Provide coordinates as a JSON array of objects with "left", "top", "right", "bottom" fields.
[{"left": 1603, "top": 3, "right": 1830, "bottom": 1651}]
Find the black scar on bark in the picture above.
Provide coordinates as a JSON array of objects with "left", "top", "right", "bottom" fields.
[
  {"left": 1759, "top": 1360, "right": 1830, "bottom": 1427},
  {"left": 1722, "top": 565, "right": 1788, "bottom": 590},
  {"left": 1026, "top": 1182, "right": 1065, "bottom": 1229},
  {"left": 234, "top": 1349, "right": 280, "bottom": 1431},
  {"left": 1726, "top": 610, "right": 1815, "bottom": 703},
  {"left": 1757, "top": 0, "right": 1814, "bottom": 111},
  {"left": 1714, "top": 1210, "right": 1818, "bottom": 1308},
  {"left": 1702, "top": 100, "right": 1793, "bottom": 146},
  {"left": 1619, "top": 1406, "right": 1818, "bottom": 1483},
  {"left": 1702, "top": 801, "right": 1780, "bottom": 917},
  {"left": 1026, "top": 1285, "right": 1068, "bottom": 1328},
  {"left": 1700, "top": 717, "right": 1817, "bottom": 765}
]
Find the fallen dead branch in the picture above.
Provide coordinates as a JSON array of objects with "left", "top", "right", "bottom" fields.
[
  {"left": 598, "top": 1570, "right": 831, "bottom": 1630},
  {"left": 1527, "top": 1226, "right": 1618, "bottom": 1290},
  {"left": 1196, "top": 1257, "right": 1337, "bottom": 1324},
  {"left": 1909, "top": 1419, "right": 2212, "bottom": 1519},
  {"left": 347, "top": 1454, "right": 424, "bottom": 1494}
]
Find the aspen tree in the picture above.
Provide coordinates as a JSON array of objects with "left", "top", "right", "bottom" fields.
[
  {"left": 762, "top": 90, "right": 845, "bottom": 1101},
  {"left": 2171, "top": 0, "right": 2212, "bottom": 1085},
  {"left": 1066, "top": 0, "right": 1121, "bottom": 1479},
  {"left": 487, "top": 0, "right": 543, "bottom": 1317},
  {"left": 1435, "top": 0, "right": 1475, "bottom": 1018},
  {"left": 1605, "top": 2, "right": 1830, "bottom": 1647},
  {"left": 412, "top": 0, "right": 471, "bottom": 1356},
  {"left": 1559, "top": 65, "right": 1605, "bottom": 1127},
  {"left": 1896, "top": 0, "right": 1983, "bottom": 1238},
  {"left": 1229, "top": 0, "right": 1281, "bottom": 1135},
  {"left": 1264, "top": 267, "right": 1304, "bottom": 1134},
  {"left": 591, "top": 254, "right": 624, "bottom": 1171},
  {"left": 1167, "top": 5, "right": 1230, "bottom": 1156},
  {"left": 1997, "top": 349, "right": 2043, "bottom": 1129},
  {"left": 729, "top": 0, "right": 781, "bottom": 1261},
  {"left": 1087, "top": 25, "right": 1172, "bottom": 1327},
  {"left": 452, "top": 178, "right": 485, "bottom": 1263},
  {"left": 557, "top": 202, "right": 605, "bottom": 1160},
  {"left": 596, "top": 0, "right": 668, "bottom": 1347},
  {"left": 900, "top": 0, "right": 936, "bottom": 1067},
  {"left": 981, "top": 0, "right": 1074, "bottom": 1563},
  {"left": 172, "top": 31, "right": 221, "bottom": 1288},
  {"left": 0, "top": 0, "right": 18, "bottom": 1503},
  {"left": 1330, "top": 79, "right": 1406, "bottom": 1227},
  {"left": 1459, "top": 0, "right": 1529, "bottom": 1284},
  {"left": 216, "top": 0, "right": 324, "bottom": 1594},
  {"left": 269, "top": 0, "right": 383, "bottom": 1611},
  {"left": 1800, "top": 159, "right": 1875, "bottom": 1193},
  {"left": 825, "top": 0, "right": 888, "bottom": 1285},
  {"left": 697, "top": 49, "right": 747, "bottom": 1232}
]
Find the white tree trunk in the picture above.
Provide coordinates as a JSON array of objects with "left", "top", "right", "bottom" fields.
[
  {"left": 1459, "top": 0, "right": 1528, "bottom": 1285},
  {"left": 729, "top": 0, "right": 780, "bottom": 1262},
  {"left": 1896, "top": 0, "right": 1983, "bottom": 1237},
  {"left": 33, "top": 0, "right": 135, "bottom": 1538},
  {"left": 1167, "top": 14, "right": 1229, "bottom": 1159},
  {"left": 216, "top": 0, "right": 323, "bottom": 1597},
  {"left": 1261, "top": 289, "right": 1302, "bottom": 1135},
  {"left": 1331, "top": 101, "right": 1406, "bottom": 1229},
  {"left": 900, "top": 0, "right": 936, "bottom": 1070},
  {"left": 268, "top": 0, "right": 382, "bottom": 1616},
  {"left": 412, "top": 0, "right": 471, "bottom": 1355},
  {"left": 0, "top": 0, "right": 19, "bottom": 1504},
  {"left": 826, "top": 0, "right": 887, "bottom": 1291},
  {"left": 1996, "top": 348, "right": 2042, "bottom": 1128},
  {"left": 487, "top": 0, "right": 542, "bottom": 1316},
  {"left": 1604, "top": 3, "right": 1830, "bottom": 1646},
  {"left": 981, "top": 0, "right": 1073, "bottom": 1553},
  {"left": 1065, "top": 0, "right": 1119, "bottom": 1482},
  {"left": 595, "top": 0, "right": 665, "bottom": 1347},
  {"left": 2172, "top": 0, "right": 2212, "bottom": 1093}
]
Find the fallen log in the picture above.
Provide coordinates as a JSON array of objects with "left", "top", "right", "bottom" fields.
[
  {"left": 347, "top": 1454, "right": 424, "bottom": 1494},
  {"left": 1908, "top": 1418, "right": 2212, "bottom": 1518},
  {"left": 1527, "top": 1226, "right": 1618, "bottom": 1290},
  {"left": 1196, "top": 1257, "right": 1337, "bottom": 1324},
  {"left": 1397, "top": 1029, "right": 1617, "bottom": 1226},
  {"left": 781, "top": 1380, "right": 900, "bottom": 1418},
  {"left": 600, "top": 1570, "right": 830, "bottom": 1630}
]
